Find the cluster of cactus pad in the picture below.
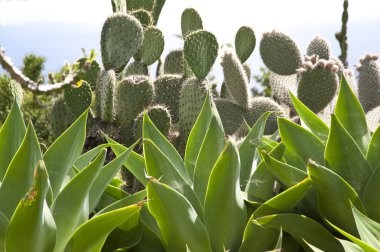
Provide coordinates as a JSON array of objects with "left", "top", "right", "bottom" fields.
[{"left": 50, "top": 0, "right": 380, "bottom": 153}]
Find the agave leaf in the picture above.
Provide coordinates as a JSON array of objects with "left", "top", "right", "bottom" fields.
[
  {"left": 43, "top": 109, "right": 88, "bottom": 198},
  {"left": 147, "top": 179, "right": 212, "bottom": 252},
  {"left": 96, "top": 190, "right": 147, "bottom": 215},
  {"left": 255, "top": 214, "right": 344, "bottom": 252},
  {"left": 325, "top": 115, "right": 373, "bottom": 198},
  {"left": 290, "top": 92, "right": 329, "bottom": 142},
  {"left": 204, "top": 141, "right": 246, "bottom": 252},
  {"left": 0, "top": 101, "right": 26, "bottom": 180},
  {"left": 64, "top": 204, "right": 141, "bottom": 252},
  {"left": 96, "top": 185, "right": 130, "bottom": 210},
  {"left": 104, "top": 134, "right": 148, "bottom": 186},
  {"left": 5, "top": 160, "right": 56, "bottom": 252},
  {"left": 274, "top": 229, "right": 283, "bottom": 251},
  {"left": 239, "top": 112, "right": 271, "bottom": 190},
  {"left": 74, "top": 143, "right": 116, "bottom": 170},
  {"left": 366, "top": 126, "right": 380, "bottom": 171},
  {"left": 334, "top": 76, "right": 370, "bottom": 155},
  {"left": 0, "top": 123, "right": 42, "bottom": 219},
  {"left": 143, "top": 113, "right": 191, "bottom": 185},
  {"left": 363, "top": 166, "right": 380, "bottom": 222},
  {"left": 278, "top": 117, "right": 325, "bottom": 166},
  {"left": 193, "top": 99, "right": 225, "bottom": 204},
  {"left": 339, "top": 240, "right": 366, "bottom": 252},
  {"left": 51, "top": 149, "right": 106, "bottom": 252},
  {"left": 140, "top": 203, "right": 161, "bottom": 239},
  {"left": 128, "top": 223, "right": 166, "bottom": 252},
  {"left": 143, "top": 139, "right": 203, "bottom": 220},
  {"left": 351, "top": 206, "right": 380, "bottom": 250},
  {"left": 307, "top": 161, "right": 365, "bottom": 237},
  {"left": 240, "top": 179, "right": 311, "bottom": 252},
  {"left": 89, "top": 141, "right": 138, "bottom": 212},
  {"left": 245, "top": 142, "right": 285, "bottom": 202},
  {"left": 0, "top": 211, "right": 7, "bottom": 250}
]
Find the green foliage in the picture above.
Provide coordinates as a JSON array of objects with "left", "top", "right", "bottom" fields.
[
  {"left": 181, "top": 8, "right": 203, "bottom": 37},
  {"left": 235, "top": 26, "right": 256, "bottom": 63},
  {"left": 21, "top": 54, "right": 45, "bottom": 83}
]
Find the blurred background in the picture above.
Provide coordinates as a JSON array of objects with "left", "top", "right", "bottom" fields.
[{"left": 1, "top": 0, "right": 380, "bottom": 80}]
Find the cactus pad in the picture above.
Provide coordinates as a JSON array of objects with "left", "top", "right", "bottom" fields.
[
  {"left": 130, "top": 9, "right": 153, "bottom": 27},
  {"left": 9, "top": 80, "right": 24, "bottom": 107},
  {"left": 76, "top": 58, "right": 100, "bottom": 89},
  {"left": 215, "top": 99, "right": 244, "bottom": 135},
  {"left": 181, "top": 8, "right": 203, "bottom": 37},
  {"left": 126, "top": 0, "right": 155, "bottom": 11},
  {"left": 141, "top": 27, "right": 165, "bottom": 65},
  {"left": 297, "top": 56, "right": 339, "bottom": 113},
  {"left": 151, "top": 0, "right": 165, "bottom": 25},
  {"left": 133, "top": 105, "right": 172, "bottom": 139},
  {"left": 64, "top": 81, "right": 92, "bottom": 117},
  {"left": 125, "top": 61, "right": 149, "bottom": 76},
  {"left": 163, "top": 50, "right": 184, "bottom": 74},
  {"left": 260, "top": 30, "right": 302, "bottom": 75},
  {"left": 307, "top": 35, "right": 331, "bottom": 60},
  {"left": 245, "top": 97, "right": 285, "bottom": 135},
  {"left": 366, "top": 106, "right": 380, "bottom": 132},
  {"left": 221, "top": 51, "right": 250, "bottom": 110},
  {"left": 270, "top": 72, "right": 297, "bottom": 108},
  {"left": 115, "top": 75, "right": 154, "bottom": 126},
  {"left": 179, "top": 77, "right": 209, "bottom": 139},
  {"left": 184, "top": 30, "right": 218, "bottom": 79},
  {"left": 95, "top": 70, "right": 116, "bottom": 123},
  {"left": 357, "top": 54, "right": 380, "bottom": 112},
  {"left": 50, "top": 96, "right": 76, "bottom": 138},
  {"left": 101, "top": 13, "right": 144, "bottom": 71},
  {"left": 153, "top": 74, "right": 184, "bottom": 123},
  {"left": 235, "top": 26, "right": 256, "bottom": 63}
]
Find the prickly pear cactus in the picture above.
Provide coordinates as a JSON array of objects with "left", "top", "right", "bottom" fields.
[
  {"left": 270, "top": 72, "right": 297, "bottom": 108},
  {"left": 126, "top": 0, "right": 155, "bottom": 11},
  {"left": 297, "top": 55, "right": 339, "bottom": 113},
  {"left": 133, "top": 105, "right": 172, "bottom": 139},
  {"left": 245, "top": 97, "right": 286, "bottom": 135},
  {"left": 76, "top": 58, "right": 100, "bottom": 89},
  {"left": 235, "top": 26, "right": 256, "bottom": 63},
  {"left": 221, "top": 51, "right": 250, "bottom": 110},
  {"left": 179, "top": 77, "right": 210, "bottom": 138},
  {"left": 260, "top": 30, "right": 302, "bottom": 75},
  {"left": 64, "top": 81, "right": 92, "bottom": 117},
  {"left": 141, "top": 26, "right": 165, "bottom": 65},
  {"left": 125, "top": 61, "right": 149, "bottom": 76},
  {"left": 153, "top": 74, "right": 184, "bottom": 123},
  {"left": 163, "top": 50, "right": 184, "bottom": 75},
  {"left": 307, "top": 35, "right": 331, "bottom": 60},
  {"left": 215, "top": 99, "right": 244, "bottom": 135},
  {"left": 100, "top": 13, "right": 144, "bottom": 71},
  {"left": 151, "top": 0, "right": 165, "bottom": 25},
  {"left": 366, "top": 106, "right": 380, "bottom": 132},
  {"left": 115, "top": 75, "right": 154, "bottom": 126},
  {"left": 184, "top": 30, "right": 218, "bottom": 79},
  {"left": 9, "top": 80, "right": 24, "bottom": 107},
  {"left": 357, "top": 54, "right": 380, "bottom": 113},
  {"left": 181, "top": 8, "right": 203, "bottom": 37},
  {"left": 130, "top": 9, "right": 153, "bottom": 28},
  {"left": 50, "top": 96, "right": 76, "bottom": 138},
  {"left": 95, "top": 70, "right": 116, "bottom": 123}
]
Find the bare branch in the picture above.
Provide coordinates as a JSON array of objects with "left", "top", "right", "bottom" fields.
[{"left": 0, "top": 46, "right": 78, "bottom": 93}]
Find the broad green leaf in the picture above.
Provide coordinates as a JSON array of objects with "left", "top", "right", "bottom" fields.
[
  {"left": 278, "top": 118, "right": 325, "bottom": 166},
  {"left": 104, "top": 134, "right": 148, "bottom": 186},
  {"left": 255, "top": 214, "right": 344, "bottom": 252},
  {"left": 185, "top": 94, "right": 212, "bottom": 179},
  {"left": 335, "top": 76, "right": 370, "bottom": 154},
  {"left": 352, "top": 206, "right": 380, "bottom": 250},
  {"left": 366, "top": 126, "right": 380, "bottom": 171},
  {"left": 339, "top": 240, "right": 366, "bottom": 252},
  {"left": 44, "top": 109, "right": 88, "bottom": 198},
  {"left": 64, "top": 204, "right": 141, "bottom": 252},
  {"left": 193, "top": 108, "right": 225, "bottom": 204},
  {"left": 329, "top": 220, "right": 377, "bottom": 252},
  {"left": 0, "top": 211, "right": 7, "bottom": 251},
  {"left": 140, "top": 203, "right": 161, "bottom": 239},
  {"left": 0, "top": 123, "right": 42, "bottom": 219},
  {"left": 204, "top": 141, "right": 246, "bottom": 252},
  {"left": 274, "top": 229, "right": 283, "bottom": 251},
  {"left": 308, "top": 161, "right": 365, "bottom": 237},
  {"left": 51, "top": 149, "right": 106, "bottom": 252},
  {"left": 143, "top": 139, "right": 203, "bottom": 219},
  {"left": 147, "top": 179, "right": 212, "bottom": 252},
  {"left": 128, "top": 224, "right": 166, "bottom": 252},
  {"left": 96, "top": 185, "right": 130, "bottom": 210},
  {"left": 290, "top": 92, "right": 329, "bottom": 142},
  {"left": 240, "top": 179, "right": 311, "bottom": 252},
  {"left": 245, "top": 143, "right": 285, "bottom": 202},
  {"left": 262, "top": 151, "right": 307, "bottom": 188},
  {"left": 5, "top": 160, "right": 56, "bottom": 252},
  {"left": 364, "top": 166, "right": 380, "bottom": 222},
  {"left": 143, "top": 114, "right": 191, "bottom": 185},
  {"left": 0, "top": 101, "right": 26, "bottom": 180},
  {"left": 75, "top": 143, "right": 116, "bottom": 170},
  {"left": 96, "top": 190, "right": 147, "bottom": 215},
  {"left": 325, "top": 115, "right": 373, "bottom": 198},
  {"left": 239, "top": 112, "right": 271, "bottom": 189},
  {"left": 89, "top": 142, "right": 138, "bottom": 212}
]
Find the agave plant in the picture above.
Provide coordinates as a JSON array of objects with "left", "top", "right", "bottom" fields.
[{"left": 0, "top": 102, "right": 147, "bottom": 252}]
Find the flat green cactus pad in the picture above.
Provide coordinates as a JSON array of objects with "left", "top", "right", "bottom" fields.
[
  {"left": 126, "top": 0, "right": 155, "bottom": 11},
  {"left": 184, "top": 30, "right": 218, "bottom": 79},
  {"left": 130, "top": 9, "right": 153, "bottom": 28},
  {"left": 64, "top": 81, "right": 92, "bottom": 117},
  {"left": 9, "top": 80, "right": 23, "bottom": 107},
  {"left": 181, "top": 8, "right": 203, "bottom": 37},
  {"left": 76, "top": 58, "right": 100, "bottom": 89},
  {"left": 235, "top": 26, "right": 256, "bottom": 63},
  {"left": 151, "top": 0, "right": 165, "bottom": 25},
  {"left": 307, "top": 35, "right": 331, "bottom": 60},
  {"left": 260, "top": 30, "right": 302, "bottom": 75},
  {"left": 133, "top": 105, "right": 172, "bottom": 139},
  {"left": 101, "top": 13, "right": 144, "bottom": 71},
  {"left": 141, "top": 27, "right": 165, "bottom": 65},
  {"left": 95, "top": 70, "right": 116, "bottom": 123},
  {"left": 163, "top": 50, "right": 184, "bottom": 75},
  {"left": 50, "top": 96, "right": 76, "bottom": 138},
  {"left": 125, "top": 61, "right": 149, "bottom": 76},
  {"left": 215, "top": 99, "right": 244, "bottom": 135}
]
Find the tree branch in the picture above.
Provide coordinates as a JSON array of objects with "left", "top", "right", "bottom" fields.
[{"left": 0, "top": 46, "right": 78, "bottom": 93}]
